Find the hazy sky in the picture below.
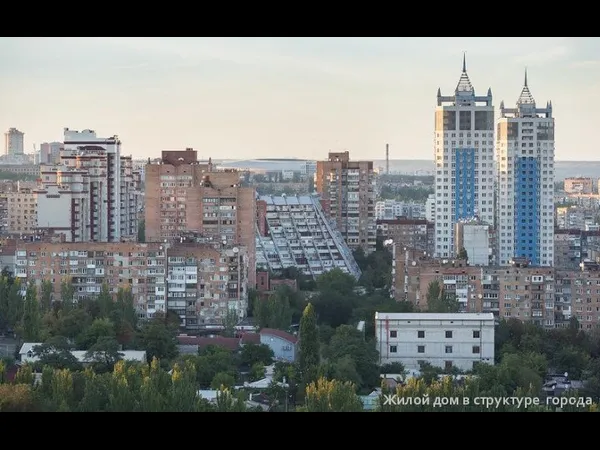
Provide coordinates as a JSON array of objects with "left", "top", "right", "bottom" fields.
[{"left": 1, "top": 37, "right": 599, "bottom": 161}]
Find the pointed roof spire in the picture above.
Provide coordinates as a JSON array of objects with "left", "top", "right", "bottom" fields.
[
  {"left": 517, "top": 67, "right": 535, "bottom": 105},
  {"left": 455, "top": 53, "right": 474, "bottom": 94}
]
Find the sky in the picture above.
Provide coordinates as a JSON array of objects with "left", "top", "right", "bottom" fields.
[{"left": 1, "top": 37, "right": 599, "bottom": 161}]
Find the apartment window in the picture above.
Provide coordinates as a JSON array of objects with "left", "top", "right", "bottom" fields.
[
  {"left": 473, "top": 330, "right": 480, "bottom": 338},
  {"left": 445, "top": 330, "right": 453, "bottom": 338},
  {"left": 418, "top": 330, "right": 425, "bottom": 338},
  {"left": 417, "top": 345, "right": 425, "bottom": 354},
  {"left": 444, "top": 361, "right": 453, "bottom": 371},
  {"left": 390, "top": 345, "right": 397, "bottom": 353},
  {"left": 445, "top": 345, "right": 453, "bottom": 354},
  {"left": 390, "top": 330, "right": 397, "bottom": 338},
  {"left": 473, "top": 346, "right": 481, "bottom": 354}
]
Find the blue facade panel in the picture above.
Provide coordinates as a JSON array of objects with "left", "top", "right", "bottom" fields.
[
  {"left": 514, "top": 156, "right": 540, "bottom": 265},
  {"left": 454, "top": 148, "right": 476, "bottom": 221}
]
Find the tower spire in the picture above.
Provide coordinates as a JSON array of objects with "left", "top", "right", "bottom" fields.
[
  {"left": 462, "top": 52, "right": 467, "bottom": 72},
  {"left": 524, "top": 67, "right": 528, "bottom": 87}
]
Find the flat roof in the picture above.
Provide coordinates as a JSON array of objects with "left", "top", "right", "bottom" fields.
[{"left": 375, "top": 312, "right": 495, "bottom": 321}]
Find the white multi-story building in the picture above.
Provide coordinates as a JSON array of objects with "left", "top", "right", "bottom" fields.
[
  {"left": 36, "top": 128, "right": 140, "bottom": 242},
  {"left": 375, "top": 200, "right": 426, "bottom": 220},
  {"left": 434, "top": 57, "right": 495, "bottom": 258},
  {"left": 375, "top": 312, "right": 495, "bottom": 371},
  {"left": 455, "top": 220, "right": 492, "bottom": 266},
  {"left": 255, "top": 194, "right": 362, "bottom": 280},
  {"left": 4, "top": 128, "right": 24, "bottom": 156},
  {"left": 425, "top": 194, "right": 436, "bottom": 223},
  {"left": 496, "top": 71, "right": 555, "bottom": 266}
]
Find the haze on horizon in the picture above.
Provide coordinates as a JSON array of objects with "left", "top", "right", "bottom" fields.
[{"left": 1, "top": 37, "right": 599, "bottom": 161}]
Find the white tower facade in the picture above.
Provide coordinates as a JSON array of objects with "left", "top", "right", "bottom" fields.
[
  {"left": 4, "top": 128, "right": 24, "bottom": 156},
  {"left": 496, "top": 71, "right": 554, "bottom": 266},
  {"left": 433, "top": 56, "right": 495, "bottom": 258}
]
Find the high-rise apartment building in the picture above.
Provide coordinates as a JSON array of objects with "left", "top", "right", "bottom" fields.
[
  {"left": 35, "top": 128, "right": 139, "bottom": 242},
  {"left": 144, "top": 149, "right": 256, "bottom": 286},
  {"left": 4, "top": 128, "right": 24, "bottom": 156},
  {"left": 434, "top": 57, "right": 495, "bottom": 258},
  {"left": 39, "top": 142, "right": 63, "bottom": 165},
  {"left": 496, "top": 71, "right": 555, "bottom": 266},
  {"left": 315, "top": 151, "right": 376, "bottom": 253},
  {"left": 255, "top": 194, "right": 362, "bottom": 279},
  {"left": 5, "top": 182, "right": 38, "bottom": 234}
]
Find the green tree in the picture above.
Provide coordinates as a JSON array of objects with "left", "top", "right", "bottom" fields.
[
  {"left": 137, "top": 315, "right": 179, "bottom": 364},
  {"left": 249, "top": 363, "right": 266, "bottom": 382},
  {"left": 40, "top": 279, "right": 54, "bottom": 313},
  {"left": 78, "top": 370, "right": 108, "bottom": 412},
  {"left": 170, "top": 361, "right": 200, "bottom": 412},
  {"left": 32, "top": 337, "right": 83, "bottom": 372},
  {"left": 426, "top": 280, "right": 460, "bottom": 313},
  {"left": 85, "top": 336, "right": 123, "bottom": 373},
  {"left": 457, "top": 247, "right": 468, "bottom": 261},
  {"left": 97, "top": 283, "right": 114, "bottom": 319},
  {"left": 76, "top": 317, "right": 116, "bottom": 350},
  {"left": 59, "top": 278, "right": 75, "bottom": 311},
  {"left": 214, "top": 388, "right": 246, "bottom": 412},
  {"left": 325, "top": 324, "right": 380, "bottom": 390},
  {"left": 0, "top": 384, "right": 38, "bottom": 412},
  {"left": 253, "top": 287, "right": 293, "bottom": 330},
  {"left": 222, "top": 307, "right": 239, "bottom": 338},
  {"left": 13, "top": 364, "right": 34, "bottom": 385},
  {"left": 303, "top": 377, "right": 363, "bottom": 412},
  {"left": 21, "top": 281, "right": 41, "bottom": 341},
  {"left": 298, "top": 303, "right": 319, "bottom": 385},
  {"left": 240, "top": 343, "right": 274, "bottom": 367},
  {"left": 113, "top": 286, "right": 137, "bottom": 346},
  {"left": 211, "top": 371, "right": 236, "bottom": 389}
]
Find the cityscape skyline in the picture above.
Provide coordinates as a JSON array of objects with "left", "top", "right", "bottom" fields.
[{"left": 2, "top": 37, "right": 599, "bottom": 161}]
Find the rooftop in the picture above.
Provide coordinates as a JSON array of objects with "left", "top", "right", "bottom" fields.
[{"left": 375, "top": 313, "right": 495, "bottom": 322}]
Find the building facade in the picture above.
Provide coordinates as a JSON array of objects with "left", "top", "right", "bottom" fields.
[
  {"left": 375, "top": 312, "right": 495, "bottom": 371},
  {"left": 39, "top": 142, "right": 62, "bottom": 165},
  {"left": 564, "top": 177, "right": 593, "bottom": 195},
  {"left": 434, "top": 56, "right": 495, "bottom": 258},
  {"left": 496, "top": 72, "right": 555, "bottom": 266},
  {"left": 13, "top": 241, "right": 248, "bottom": 329},
  {"left": 5, "top": 182, "right": 38, "bottom": 234},
  {"left": 4, "top": 128, "right": 24, "bottom": 156},
  {"left": 166, "top": 242, "right": 248, "bottom": 330},
  {"left": 255, "top": 194, "right": 361, "bottom": 280},
  {"left": 315, "top": 151, "right": 376, "bottom": 253},
  {"left": 144, "top": 149, "right": 256, "bottom": 286},
  {"left": 34, "top": 129, "right": 140, "bottom": 242},
  {"left": 454, "top": 220, "right": 493, "bottom": 266}
]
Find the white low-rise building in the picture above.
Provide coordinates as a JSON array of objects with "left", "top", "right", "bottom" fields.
[
  {"left": 19, "top": 343, "right": 147, "bottom": 365},
  {"left": 374, "top": 312, "right": 495, "bottom": 371}
]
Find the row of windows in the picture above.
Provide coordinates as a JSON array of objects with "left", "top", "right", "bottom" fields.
[
  {"left": 389, "top": 345, "right": 481, "bottom": 354},
  {"left": 388, "top": 330, "right": 481, "bottom": 339}
]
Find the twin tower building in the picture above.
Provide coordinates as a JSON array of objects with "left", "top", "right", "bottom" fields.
[{"left": 434, "top": 55, "right": 555, "bottom": 267}]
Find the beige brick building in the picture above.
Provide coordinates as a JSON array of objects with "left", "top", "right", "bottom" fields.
[
  {"left": 315, "top": 151, "right": 376, "bottom": 253},
  {"left": 5, "top": 181, "right": 38, "bottom": 234},
  {"left": 14, "top": 240, "right": 249, "bottom": 329},
  {"left": 144, "top": 149, "right": 256, "bottom": 286},
  {"left": 394, "top": 252, "right": 557, "bottom": 328}
]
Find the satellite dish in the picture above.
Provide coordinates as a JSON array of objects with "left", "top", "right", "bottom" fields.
[
  {"left": 232, "top": 247, "right": 239, "bottom": 253},
  {"left": 411, "top": 261, "right": 416, "bottom": 266}
]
